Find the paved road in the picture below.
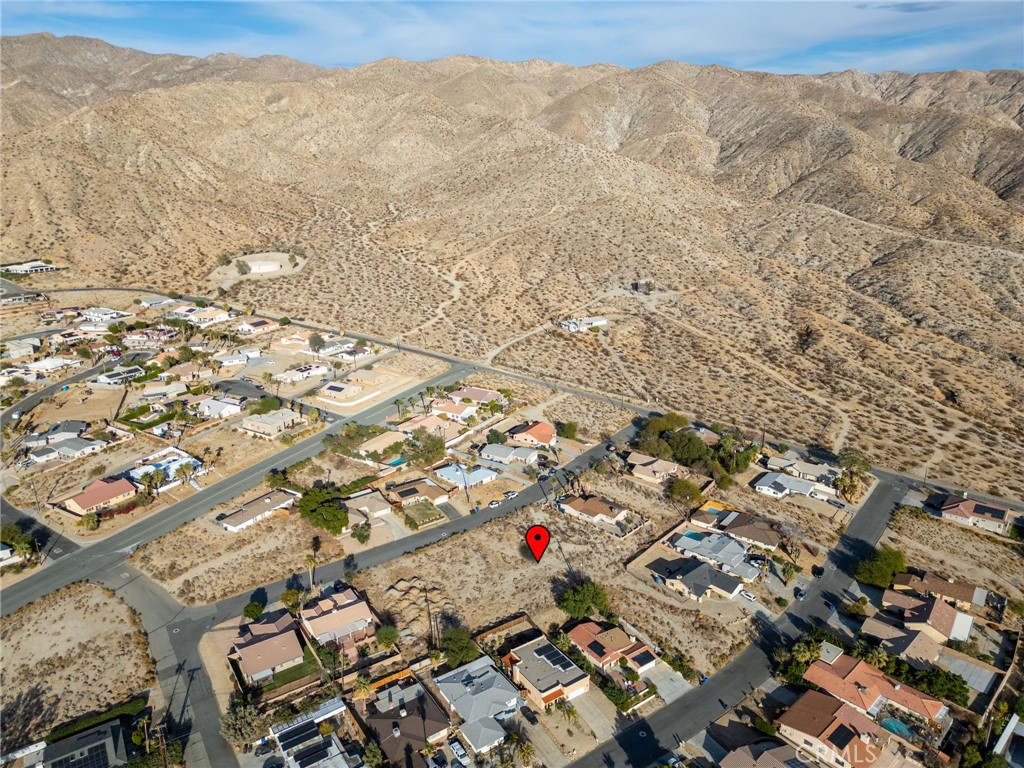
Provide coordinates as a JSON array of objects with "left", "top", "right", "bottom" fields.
[
  {"left": 0, "top": 497, "right": 81, "bottom": 560},
  {"left": 567, "top": 473, "right": 910, "bottom": 768}
]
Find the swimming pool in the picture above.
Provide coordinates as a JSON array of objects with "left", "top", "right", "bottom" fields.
[
  {"left": 682, "top": 531, "right": 707, "bottom": 541},
  {"left": 387, "top": 457, "right": 406, "bottom": 466},
  {"left": 881, "top": 718, "right": 915, "bottom": 740}
]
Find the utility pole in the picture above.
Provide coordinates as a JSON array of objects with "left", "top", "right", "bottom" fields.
[{"left": 152, "top": 723, "right": 170, "bottom": 768}]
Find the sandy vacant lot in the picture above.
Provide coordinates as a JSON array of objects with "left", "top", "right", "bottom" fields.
[
  {"left": 129, "top": 492, "right": 346, "bottom": 605},
  {"left": 542, "top": 392, "right": 635, "bottom": 442},
  {"left": 0, "top": 582, "right": 156, "bottom": 752},
  {"left": 883, "top": 508, "right": 1024, "bottom": 613},
  {"left": 356, "top": 485, "right": 750, "bottom": 675}
]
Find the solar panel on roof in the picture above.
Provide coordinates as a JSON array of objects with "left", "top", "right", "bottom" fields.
[
  {"left": 296, "top": 743, "right": 331, "bottom": 768},
  {"left": 829, "top": 724, "right": 856, "bottom": 750},
  {"left": 279, "top": 720, "right": 320, "bottom": 751}
]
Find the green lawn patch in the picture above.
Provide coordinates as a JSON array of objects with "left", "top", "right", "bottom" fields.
[
  {"left": 46, "top": 697, "right": 147, "bottom": 743},
  {"left": 262, "top": 645, "right": 319, "bottom": 692},
  {"left": 402, "top": 502, "right": 445, "bottom": 530}
]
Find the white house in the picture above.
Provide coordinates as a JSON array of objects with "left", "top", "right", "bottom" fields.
[
  {"left": 27, "top": 357, "right": 82, "bottom": 373},
  {"left": 766, "top": 456, "right": 840, "bottom": 484},
  {"left": 195, "top": 396, "right": 245, "bottom": 420},
  {"left": 220, "top": 489, "right": 300, "bottom": 533},
  {"left": 128, "top": 447, "right": 204, "bottom": 491},
  {"left": 4, "top": 260, "right": 56, "bottom": 274},
  {"left": 0, "top": 544, "right": 24, "bottom": 568},
  {"left": 753, "top": 472, "right": 836, "bottom": 500},
  {"left": 274, "top": 364, "right": 328, "bottom": 384},
  {"left": 0, "top": 367, "right": 39, "bottom": 386},
  {"left": 435, "top": 657, "right": 522, "bottom": 755},
  {"left": 81, "top": 307, "right": 135, "bottom": 323},
  {"left": 236, "top": 318, "right": 281, "bottom": 335},
  {"left": 560, "top": 316, "right": 608, "bottom": 333},
  {"left": 479, "top": 444, "right": 538, "bottom": 465},
  {"left": 430, "top": 400, "right": 478, "bottom": 422},
  {"left": 2, "top": 338, "right": 41, "bottom": 359},
  {"left": 95, "top": 366, "right": 146, "bottom": 386},
  {"left": 435, "top": 463, "right": 499, "bottom": 488}
]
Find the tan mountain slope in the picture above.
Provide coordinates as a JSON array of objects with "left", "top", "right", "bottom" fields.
[{"left": 2, "top": 36, "right": 1023, "bottom": 496}]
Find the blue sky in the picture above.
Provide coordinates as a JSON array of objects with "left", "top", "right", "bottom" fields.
[{"left": 2, "top": 1, "right": 1021, "bottom": 73}]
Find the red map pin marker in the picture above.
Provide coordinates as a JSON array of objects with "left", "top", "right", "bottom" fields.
[{"left": 525, "top": 525, "right": 551, "bottom": 562}]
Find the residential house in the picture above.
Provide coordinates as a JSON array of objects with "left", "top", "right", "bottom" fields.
[
  {"left": 318, "top": 381, "right": 362, "bottom": 405},
  {"left": 40, "top": 720, "right": 128, "bottom": 768},
  {"left": 158, "top": 362, "right": 214, "bottom": 382},
  {"left": 364, "top": 680, "right": 450, "bottom": 768},
  {"left": 559, "top": 316, "right": 608, "bottom": 333},
  {"left": 753, "top": 472, "right": 836, "bottom": 501},
  {"left": 240, "top": 409, "right": 306, "bottom": 439},
  {"left": 902, "top": 595, "right": 974, "bottom": 644},
  {"left": 64, "top": 478, "right": 137, "bottom": 517},
  {"left": 183, "top": 306, "right": 232, "bottom": 327},
  {"left": 0, "top": 544, "right": 24, "bottom": 568},
  {"left": 37, "top": 437, "right": 106, "bottom": 462},
  {"left": 479, "top": 444, "right": 538, "bottom": 465},
  {"left": 0, "top": 279, "right": 42, "bottom": 307},
  {"left": 127, "top": 447, "right": 203, "bottom": 492},
  {"left": 891, "top": 572, "right": 988, "bottom": 610},
  {"left": 275, "top": 364, "right": 329, "bottom": 383},
  {"left": 220, "top": 489, "right": 300, "bottom": 533},
  {"left": 684, "top": 425, "right": 721, "bottom": 447},
  {"left": 275, "top": 329, "right": 321, "bottom": 348},
  {"left": 24, "top": 419, "right": 88, "bottom": 448},
  {"left": 337, "top": 343, "right": 372, "bottom": 362},
  {"left": 2, "top": 337, "right": 41, "bottom": 359},
  {"left": 691, "top": 502, "right": 781, "bottom": 551},
  {"left": 802, "top": 652, "right": 948, "bottom": 723},
  {"left": 0, "top": 367, "right": 39, "bottom": 386},
  {"left": 81, "top": 307, "right": 134, "bottom": 323},
  {"left": 95, "top": 365, "right": 146, "bottom": 386},
  {"left": 505, "top": 636, "right": 590, "bottom": 709},
  {"left": 558, "top": 495, "right": 630, "bottom": 528},
  {"left": 777, "top": 690, "right": 905, "bottom": 768},
  {"left": 647, "top": 557, "right": 743, "bottom": 602},
  {"left": 435, "top": 657, "right": 522, "bottom": 755},
  {"left": 236, "top": 318, "right": 281, "bottom": 335},
  {"left": 625, "top": 451, "right": 682, "bottom": 484},
  {"left": 435, "top": 463, "right": 498, "bottom": 489},
  {"left": 122, "top": 327, "right": 178, "bottom": 349},
  {"left": 347, "top": 369, "right": 391, "bottom": 386},
  {"left": 396, "top": 414, "right": 464, "bottom": 446},
  {"left": 231, "top": 610, "right": 305, "bottom": 685},
  {"left": 26, "top": 356, "right": 82, "bottom": 373},
  {"left": 139, "top": 296, "right": 178, "bottom": 309},
  {"left": 388, "top": 478, "right": 449, "bottom": 507},
  {"left": 860, "top": 617, "right": 944, "bottom": 672},
  {"left": 929, "top": 494, "right": 1012, "bottom": 536},
  {"left": 4, "top": 260, "right": 56, "bottom": 274},
  {"left": 431, "top": 400, "right": 478, "bottom": 422},
  {"left": 766, "top": 456, "right": 841, "bottom": 484},
  {"left": 507, "top": 421, "right": 557, "bottom": 448},
  {"left": 720, "top": 744, "right": 814, "bottom": 768},
  {"left": 667, "top": 531, "right": 761, "bottom": 581},
  {"left": 344, "top": 490, "right": 393, "bottom": 518},
  {"left": 299, "top": 585, "right": 377, "bottom": 661},
  {"left": 354, "top": 431, "right": 407, "bottom": 458},
  {"left": 270, "top": 697, "right": 356, "bottom": 768},
  {"left": 447, "top": 387, "right": 505, "bottom": 405},
  {"left": 213, "top": 347, "right": 261, "bottom": 367},
  {"left": 195, "top": 395, "right": 245, "bottom": 420},
  {"left": 566, "top": 621, "right": 658, "bottom": 673}
]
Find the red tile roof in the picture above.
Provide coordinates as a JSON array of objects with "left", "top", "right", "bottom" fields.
[{"left": 802, "top": 656, "right": 946, "bottom": 721}]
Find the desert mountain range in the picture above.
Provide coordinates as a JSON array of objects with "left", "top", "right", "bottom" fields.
[{"left": 2, "top": 33, "right": 1023, "bottom": 497}]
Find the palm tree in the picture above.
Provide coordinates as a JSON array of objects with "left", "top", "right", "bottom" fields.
[
  {"left": 394, "top": 399, "right": 405, "bottom": 419},
  {"left": 790, "top": 641, "right": 819, "bottom": 664},
  {"left": 562, "top": 702, "right": 580, "bottom": 727},
  {"left": 517, "top": 742, "right": 536, "bottom": 767},
  {"left": 498, "top": 749, "right": 515, "bottom": 768},
  {"left": 422, "top": 745, "right": 437, "bottom": 759},
  {"left": 353, "top": 675, "right": 373, "bottom": 711},
  {"left": 261, "top": 371, "right": 273, "bottom": 389},
  {"left": 306, "top": 553, "right": 317, "bottom": 592},
  {"left": 174, "top": 463, "right": 193, "bottom": 487},
  {"left": 552, "top": 631, "right": 572, "bottom": 653}
]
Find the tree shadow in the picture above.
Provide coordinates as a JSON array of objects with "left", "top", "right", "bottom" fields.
[
  {"left": 0, "top": 682, "right": 57, "bottom": 753},
  {"left": 284, "top": 573, "right": 305, "bottom": 591},
  {"left": 250, "top": 587, "right": 268, "bottom": 606}
]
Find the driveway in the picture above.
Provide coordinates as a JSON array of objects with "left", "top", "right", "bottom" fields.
[
  {"left": 643, "top": 661, "right": 692, "bottom": 705},
  {"left": 571, "top": 692, "right": 616, "bottom": 742},
  {"left": 511, "top": 712, "right": 566, "bottom": 768}
]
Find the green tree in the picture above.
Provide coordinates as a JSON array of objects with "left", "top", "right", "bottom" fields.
[
  {"left": 376, "top": 624, "right": 399, "bottom": 650},
  {"left": 782, "top": 561, "right": 797, "bottom": 584},
  {"left": 854, "top": 545, "right": 906, "bottom": 588},
  {"left": 234, "top": 259, "right": 251, "bottom": 275},
  {"left": 298, "top": 487, "right": 349, "bottom": 535},
  {"left": 556, "top": 581, "right": 609, "bottom": 618},
  {"left": 282, "top": 588, "right": 304, "bottom": 613},
  {"left": 557, "top": 422, "right": 578, "bottom": 440},
  {"left": 517, "top": 741, "right": 536, "bottom": 766},
  {"left": 78, "top": 512, "right": 100, "bottom": 531},
  {"left": 961, "top": 746, "right": 983, "bottom": 768},
  {"left": 363, "top": 741, "right": 384, "bottom": 768},
  {"left": 243, "top": 601, "right": 264, "bottom": 621},
  {"left": 486, "top": 429, "right": 508, "bottom": 445},
  {"left": 218, "top": 697, "right": 267, "bottom": 746},
  {"left": 667, "top": 478, "right": 703, "bottom": 506},
  {"left": 403, "top": 427, "right": 445, "bottom": 468},
  {"left": 666, "top": 430, "right": 710, "bottom": 466},
  {"left": 249, "top": 396, "right": 282, "bottom": 415},
  {"left": 351, "top": 522, "right": 372, "bottom": 544},
  {"left": 440, "top": 626, "right": 481, "bottom": 667},
  {"left": 308, "top": 333, "right": 325, "bottom": 354}
]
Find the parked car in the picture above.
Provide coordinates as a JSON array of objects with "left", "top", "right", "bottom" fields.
[
  {"left": 521, "top": 708, "right": 539, "bottom": 725},
  {"left": 449, "top": 739, "right": 468, "bottom": 762},
  {"left": 488, "top": 500, "right": 502, "bottom": 508},
  {"left": 796, "top": 588, "right": 807, "bottom": 601},
  {"left": 504, "top": 491, "right": 519, "bottom": 499},
  {"left": 255, "top": 742, "right": 273, "bottom": 757},
  {"left": 828, "top": 499, "right": 845, "bottom": 509},
  {"left": 434, "top": 753, "right": 448, "bottom": 768},
  {"left": 740, "top": 590, "right": 757, "bottom": 602}
]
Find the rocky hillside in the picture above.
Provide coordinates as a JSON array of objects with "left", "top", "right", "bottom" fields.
[{"left": 3, "top": 34, "right": 1023, "bottom": 495}]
